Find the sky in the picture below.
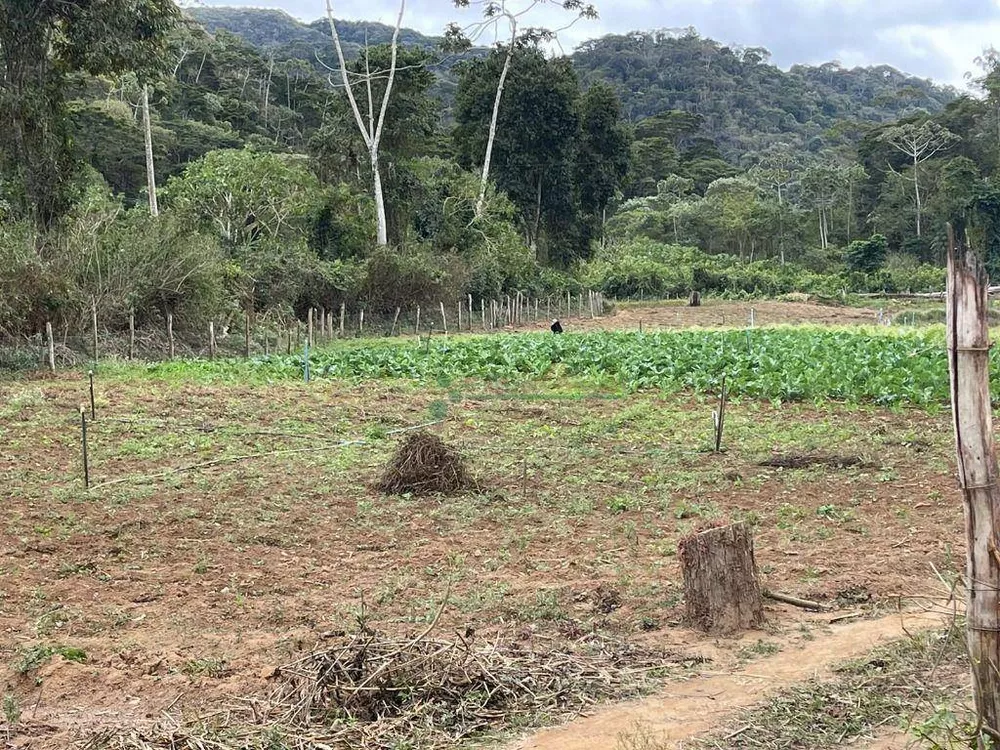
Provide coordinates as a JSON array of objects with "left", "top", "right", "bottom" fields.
[{"left": 187, "top": 0, "right": 1000, "bottom": 89}]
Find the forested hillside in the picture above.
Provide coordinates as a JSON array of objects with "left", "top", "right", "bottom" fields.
[
  {"left": 3, "top": 2, "right": 999, "bottom": 345},
  {"left": 573, "top": 30, "right": 956, "bottom": 158}
]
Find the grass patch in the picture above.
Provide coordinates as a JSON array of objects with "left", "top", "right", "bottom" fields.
[
  {"left": 15, "top": 644, "right": 87, "bottom": 673},
  {"left": 701, "top": 625, "right": 969, "bottom": 749}
]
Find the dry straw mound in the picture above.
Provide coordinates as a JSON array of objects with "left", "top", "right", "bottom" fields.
[{"left": 374, "top": 430, "right": 474, "bottom": 495}]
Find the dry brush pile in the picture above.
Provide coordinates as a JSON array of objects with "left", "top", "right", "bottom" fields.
[
  {"left": 88, "top": 619, "right": 697, "bottom": 749},
  {"left": 374, "top": 431, "right": 476, "bottom": 496}
]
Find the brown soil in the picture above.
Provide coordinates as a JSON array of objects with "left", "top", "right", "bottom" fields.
[
  {"left": 520, "top": 299, "right": 889, "bottom": 333},
  {"left": 0, "top": 369, "right": 967, "bottom": 748}
]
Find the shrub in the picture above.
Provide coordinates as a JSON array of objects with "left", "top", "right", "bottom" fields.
[
  {"left": 845, "top": 234, "right": 888, "bottom": 273},
  {"left": 363, "top": 246, "right": 470, "bottom": 313}
]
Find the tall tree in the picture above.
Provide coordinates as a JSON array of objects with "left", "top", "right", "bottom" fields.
[
  {"left": 446, "top": 0, "right": 597, "bottom": 217},
  {"left": 878, "top": 121, "right": 960, "bottom": 237},
  {"left": 325, "top": 0, "right": 406, "bottom": 246},
  {"left": 311, "top": 45, "right": 438, "bottom": 246},
  {"left": 575, "top": 82, "right": 631, "bottom": 246},
  {"left": 455, "top": 47, "right": 581, "bottom": 260},
  {"left": 0, "top": 0, "right": 178, "bottom": 227},
  {"left": 800, "top": 164, "right": 842, "bottom": 250}
]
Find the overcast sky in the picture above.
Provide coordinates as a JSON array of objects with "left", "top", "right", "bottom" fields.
[{"left": 188, "top": 0, "right": 1000, "bottom": 89}]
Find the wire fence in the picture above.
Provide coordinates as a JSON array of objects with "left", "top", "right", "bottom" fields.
[{"left": 0, "top": 291, "right": 609, "bottom": 372}]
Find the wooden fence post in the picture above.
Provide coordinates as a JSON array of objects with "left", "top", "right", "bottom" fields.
[
  {"left": 209, "top": 322, "right": 217, "bottom": 360},
  {"left": 440, "top": 301, "right": 448, "bottom": 335},
  {"left": 91, "top": 297, "right": 99, "bottom": 363},
  {"left": 391, "top": 307, "right": 401, "bottom": 336},
  {"left": 458, "top": 301, "right": 463, "bottom": 332},
  {"left": 244, "top": 312, "right": 250, "bottom": 358},
  {"left": 46, "top": 322, "right": 55, "bottom": 373},
  {"left": 415, "top": 305, "right": 421, "bottom": 335},
  {"left": 339, "top": 302, "right": 346, "bottom": 338},
  {"left": 308, "top": 308, "right": 314, "bottom": 348},
  {"left": 128, "top": 310, "right": 135, "bottom": 360},
  {"left": 947, "top": 221, "right": 1000, "bottom": 738},
  {"left": 167, "top": 312, "right": 174, "bottom": 360},
  {"left": 359, "top": 309, "right": 365, "bottom": 334}
]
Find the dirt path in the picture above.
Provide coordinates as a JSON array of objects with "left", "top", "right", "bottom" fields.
[{"left": 509, "top": 608, "right": 945, "bottom": 750}]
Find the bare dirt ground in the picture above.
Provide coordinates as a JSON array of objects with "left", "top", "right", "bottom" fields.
[
  {"left": 511, "top": 299, "right": 898, "bottom": 333},
  {"left": 1, "top": 341, "right": 966, "bottom": 747}
]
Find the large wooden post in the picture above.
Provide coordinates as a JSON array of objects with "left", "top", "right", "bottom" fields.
[
  {"left": 947, "top": 221, "right": 1000, "bottom": 744},
  {"left": 679, "top": 522, "right": 765, "bottom": 634}
]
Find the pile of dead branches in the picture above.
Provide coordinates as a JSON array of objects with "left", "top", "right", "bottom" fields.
[
  {"left": 270, "top": 627, "right": 684, "bottom": 746},
  {"left": 88, "top": 624, "right": 695, "bottom": 750},
  {"left": 374, "top": 430, "right": 474, "bottom": 496}
]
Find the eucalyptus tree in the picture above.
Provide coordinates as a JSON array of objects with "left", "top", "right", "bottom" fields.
[
  {"left": 0, "top": 0, "right": 178, "bottom": 226},
  {"left": 878, "top": 121, "right": 960, "bottom": 237},
  {"left": 324, "top": 0, "right": 406, "bottom": 246},
  {"left": 445, "top": 0, "right": 597, "bottom": 217}
]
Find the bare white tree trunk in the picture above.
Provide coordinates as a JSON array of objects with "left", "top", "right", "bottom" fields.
[
  {"left": 326, "top": 0, "right": 405, "bottom": 246},
  {"left": 913, "top": 154, "right": 922, "bottom": 237},
  {"left": 142, "top": 85, "right": 159, "bottom": 217},
  {"left": 372, "top": 152, "right": 388, "bottom": 247},
  {"left": 475, "top": 38, "right": 515, "bottom": 217}
]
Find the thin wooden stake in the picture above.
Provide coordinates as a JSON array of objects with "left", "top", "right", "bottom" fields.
[
  {"left": 440, "top": 301, "right": 448, "bottom": 334},
  {"left": 308, "top": 308, "right": 314, "bottom": 348},
  {"left": 415, "top": 306, "right": 421, "bottom": 335},
  {"left": 391, "top": 307, "right": 401, "bottom": 335},
  {"left": 244, "top": 312, "right": 251, "bottom": 358},
  {"left": 91, "top": 297, "right": 99, "bottom": 363},
  {"left": 468, "top": 294, "right": 474, "bottom": 331},
  {"left": 458, "top": 301, "right": 463, "bottom": 332},
  {"left": 80, "top": 406, "right": 90, "bottom": 489},
  {"left": 359, "top": 309, "right": 365, "bottom": 334},
  {"left": 209, "top": 322, "right": 217, "bottom": 360},
  {"left": 46, "top": 321, "right": 55, "bottom": 373},
  {"left": 128, "top": 310, "right": 135, "bottom": 360},
  {"left": 167, "top": 312, "right": 174, "bottom": 360},
  {"left": 481, "top": 298, "right": 486, "bottom": 331},
  {"left": 88, "top": 370, "right": 96, "bottom": 420},
  {"left": 713, "top": 374, "right": 728, "bottom": 453},
  {"left": 339, "top": 302, "right": 346, "bottom": 338}
]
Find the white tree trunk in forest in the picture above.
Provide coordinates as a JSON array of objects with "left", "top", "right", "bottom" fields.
[
  {"left": 476, "top": 39, "right": 515, "bottom": 218},
  {"left": 142, "top": 85, "right": 159, "bottom": 217},
  {"left": 326, "top": 0, "right": 405, "bottom": 246},
  {"left": 913, "top": 153, "right": 922, "bottom": 237}
]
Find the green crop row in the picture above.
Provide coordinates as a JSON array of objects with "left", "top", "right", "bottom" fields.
[{"left": 122, "top": 327, "right": 967, "bottom": 407}]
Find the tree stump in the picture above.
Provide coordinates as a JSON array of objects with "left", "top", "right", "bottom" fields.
[
  {"left": 679, "top": 522, "right": 765, "bottom": 634},
  {"left": 688, "top": 290, "right": 701, "bottom": 307}
]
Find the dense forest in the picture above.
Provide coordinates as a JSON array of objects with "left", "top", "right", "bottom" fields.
[{"left": 2, "top": 2, "right": 999, "bottom": 341}]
